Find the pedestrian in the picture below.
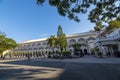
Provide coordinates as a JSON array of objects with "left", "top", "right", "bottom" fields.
[{"left": 28, "top": 54, "right": 30, "bottom": 64}]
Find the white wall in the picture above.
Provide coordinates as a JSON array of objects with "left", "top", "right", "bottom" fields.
[{"left": 15, "top": 32, "right": 96, "bottom": 54}]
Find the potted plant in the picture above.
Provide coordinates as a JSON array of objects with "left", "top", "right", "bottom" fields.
[
  {"left": 98, "top": 51, "right": 103, "bottom": 58},
  {"left": 95, "top": 47, "right": 103, "bottom": 58}
]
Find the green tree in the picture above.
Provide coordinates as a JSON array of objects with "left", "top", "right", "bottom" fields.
[
  {"left": 0, "top": 32, "right": 17, "bottom": 56},
  {"left": 72, "top": 43, "right": 81, "bottom": 56},
  {"left": 47, "top": 35, "right": 57, "bottom": 51},
  {"left": 57, "top": 25, "right": 63, "bottom": 36},
  {"left": 72, "top": 43, "right": 81, "bottom": 50},
  {"left": 108, "top": 17, "right": 120, "bottom": 30},
  {"left": 57, "top": 25, "right": 67, "bottom": 53},
  {"left": 37, "top": 0, "right": 120, "bottom": 29}
]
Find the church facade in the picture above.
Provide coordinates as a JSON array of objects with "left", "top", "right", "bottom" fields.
[
  {"left": 94, "top": 28, "right": 120, "bottom": 57},
  {"left": 11, "top": 31, "right": 96, "bottom": 56}
]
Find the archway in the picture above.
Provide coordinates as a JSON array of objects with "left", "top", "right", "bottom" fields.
[
  {"left": 69, "top": 39, "right": 76, "bottom": 44},
  {"left": 84, "top": 49, "right": 88, "bottom": 55},
  {"left": 80, "top": 49, "right": 82, "bottom": 54}
]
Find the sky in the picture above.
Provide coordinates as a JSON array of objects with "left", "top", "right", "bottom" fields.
[{"left": 0, "top": 0, "right": 96, "bottom": 43}]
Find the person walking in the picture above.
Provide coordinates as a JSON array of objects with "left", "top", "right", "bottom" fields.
[{"left": 28, "top": 54, "right": 30, "bottom": 64}]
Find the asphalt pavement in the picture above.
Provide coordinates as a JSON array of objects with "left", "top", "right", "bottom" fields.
[{"left": 0, "top": 56, "right": 120, "bottom": 80}]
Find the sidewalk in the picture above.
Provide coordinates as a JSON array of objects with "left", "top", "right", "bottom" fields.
[
  {"left": 32, "top": 56, "right": 120, "bottom": 64},
  {"left": 0, "top": 56, "right": 120, "bottom": 64}
]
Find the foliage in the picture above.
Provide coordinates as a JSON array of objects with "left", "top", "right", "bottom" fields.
[
  {"left": 37, "top": 0, "right": 120, "bottom": 30},
  {"left": 41, "top": 50, "right": 44, "bottom": 54},
  {"left": 107, "top": 19, "right": 120, "bottom": 30},
  {"left": 95, "top": 47, "right": 100, "bottom": 52},
  {"left": 47, "top": 25, "right": 67, "bottom": 53},
  {"left": 57, "top": 33, "right": 67, "bottom": 52},
  {"left": 90, "top": 48, "right": 95, "bottom": 55},
  {"left": 47, "top": 35, "right": 57, "bottom": 57},
  {"left": 71, "top": 43, "right": 81, "bottom": 56},
  {"left": 62, "top": 51, "right": 71, "bottom": 58},
  {"left": 72, "top": 43, "right": 81, "bottom": 50},
  {"left": 94, "top": 22, "right": 104, "bottom": 31},
  {"left": 57, "top": 25, "right": 67, "bottom": 53},
  {"left": 47, "top": 35, "right": 57, "bottom": 48},
  {"left": 0, "top": 32, "right": 17, "bottom": 55},
  {"left": 94, "top": 26, "right": 101, "bottom": 31},
  {"left": 57, "top": 25, "right": 63, "bottom": 36},
  {"left": 95, "top": 47, "right": 103, "bottom": 57},
  {"left": 98, "top": 51, "right": 103, "bottom": 57}
]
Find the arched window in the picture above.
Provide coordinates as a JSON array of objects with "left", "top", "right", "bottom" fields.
[
  {"left": 39, "top": 47, "right": 44, "bottom": 50},
  {"left": 84, "top": 49, "right": 88, "bottom": 55},
  {"left": 69, "top": 39, "right": 76, "bottom": 44},
  {"left": 23, "top": 45, "right": 26, "bottom": 48},
  {"left": 32, "top": 43, "right": 35, "bottom": 46},
  {"left": 80, "top": 49, "right": 82, "bottom": 54},
  {"left": 45, "top": 47, "right": 49, "bottom": 49},
  {"left": 37, "top": 43, "right": 41, "bottom": 46},
  {"left": 28, "top": 48, "right": 32, "bottom": 50},
  {"left": 42, "top": 42, "right": 47, "bottom": 45},
  {"left": 28, "top": 44, "right": 31, "bottom": 47},
  {"left": 69, "top": 45, "right": 72, "bottom": 48},
  {"left": 78, "top": 38, "right": 86, "bottom": 45},
  {"left": 33, "top": 47, "right": 37, "bottom": 50},
  {"left": 78, "top": 38, "right": 85, "bottom": 42}
]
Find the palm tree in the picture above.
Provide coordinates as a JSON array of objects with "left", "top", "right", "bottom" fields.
[{"left": 47, "top": 35, "right": 57, "bottom": 54}]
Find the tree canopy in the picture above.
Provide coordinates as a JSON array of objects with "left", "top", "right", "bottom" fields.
[
  {"left": 47, "top": 35, "right": 57, "bottom": 48},
  {"left": 72, "top": 43, "right": 81, "bottom": 49},
  {"left": 108, "top": 17, "right": 120, "bottom": 29},
  {"left": 57, "top": 25, "right": 63, "bottom": 36},
  {"left": 0, "top": 32, "right": 17, "bottom": 55},
  {"left": 57, "top": 25, "right": 67, "bottom": 53},
  {"left": 37, "top": 0, "right": 120, "bottom": 30},
  {"left": 57, "top": 33, "right": 67, "bottom": 51},
  {"left": 47, "top": 25, "right": 67, "bottom": 53}
]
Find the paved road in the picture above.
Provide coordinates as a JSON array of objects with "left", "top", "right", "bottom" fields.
[{"left": 0, "top": 57, "right": 120, "bottom": 80}]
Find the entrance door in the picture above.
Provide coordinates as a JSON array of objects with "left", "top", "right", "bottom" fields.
[
  {"left": 112, "top": 45, "right": 118, "bottom": 56},
  {"left": 84, "top": 49, "right": 87, "bottom": 55}
]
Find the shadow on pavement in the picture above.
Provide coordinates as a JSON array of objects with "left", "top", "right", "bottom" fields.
[
  {"left": 0, "top": 65, "right": 59, "bottom": 80},
  {"left": 0, "top": 59, "right": 120, "bottom": 80}
]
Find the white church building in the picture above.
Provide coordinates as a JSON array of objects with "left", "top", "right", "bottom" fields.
[
  {"left": 12, "top": 31, "right": 96, "bottom": 56},
  {"left": 94, "top": 28, "right": 120, "bottom": 57}
]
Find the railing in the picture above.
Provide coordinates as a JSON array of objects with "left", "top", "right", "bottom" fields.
[{"left": 94, "top": 28, "right": 120, "bottom": 44}]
